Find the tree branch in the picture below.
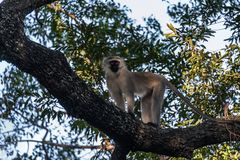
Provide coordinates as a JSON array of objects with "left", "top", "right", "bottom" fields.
[
  {"left": 0, "top": 0, "right": 240, "bottom": 159},
  {"left": 1, "top": 0, "right": 56, "bottom": 16},
  {"left": 18, "top": 140, "right": 102, "bottom": 150},
  {"left": 111, "top": 143, "right": 129, "bottom": 160}
]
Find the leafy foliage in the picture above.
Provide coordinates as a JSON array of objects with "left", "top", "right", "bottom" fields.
[
  {"left": 0, "top": 67, "right": 109, "bottom": 159},
  {"left": 0, "top": 0, "right": 239, "bottom": 159},
  {"left": 167, "top": 0, "right": 240, "bottom": 43}
]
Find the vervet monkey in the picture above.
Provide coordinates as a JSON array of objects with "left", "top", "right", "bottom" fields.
[{"left": 102, "top": 56, "right": 218, "bottom": 126}]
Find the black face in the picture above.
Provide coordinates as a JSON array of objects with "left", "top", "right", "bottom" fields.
[{"left": 109, "top": 60, "right": 120, "bottom": 73}]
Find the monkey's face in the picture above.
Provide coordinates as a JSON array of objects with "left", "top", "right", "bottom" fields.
[
  {"left": 109, "top": 60, "right": 120, "bottom": 73},
  {"left": 102, "top": 56, "right": 125, "bottom": 74}
]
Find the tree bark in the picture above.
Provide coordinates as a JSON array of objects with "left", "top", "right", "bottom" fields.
[
  {"left": 0, "top": 0, "right": 240, "bottom": 159},
  {"left": 111, "top": 143, "right": 129, "bottom": 160}
]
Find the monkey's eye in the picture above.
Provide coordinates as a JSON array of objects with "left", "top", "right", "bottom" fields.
[{"left": 109, "top": 60, "right": 120, "bottom": 66}]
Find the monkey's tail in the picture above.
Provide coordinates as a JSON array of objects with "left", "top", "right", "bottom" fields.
[{"left": 164, "top": 78, "right": 215, "bottom": 121}]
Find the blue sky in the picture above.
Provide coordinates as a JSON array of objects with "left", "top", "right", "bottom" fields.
[
  {"left": 115, "top": 0, "right": 231, "bottom": 51},
  {"left": 0, "top": 0, "right": 232, "bottom": 73},
  {"left": 0, "top": 0, "right": 231, "bottom": 73}
]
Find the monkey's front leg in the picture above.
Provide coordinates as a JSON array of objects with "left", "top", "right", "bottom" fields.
[
  {"left": 125, "top": 94, "right": 135, "bottom": 118},
  {"left": 126, "top": 93, "right": 135, "bottom": 114},
  {"left": 110, "top": 91, "right": 125, "bottom": 111}
]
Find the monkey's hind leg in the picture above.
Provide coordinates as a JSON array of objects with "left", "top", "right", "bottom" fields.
[
  {"left": 151, "top": 84, "right": 165, "bottom": 126},
  {"left": 141, "top": 93, "right": 152, "bottom": 124}
]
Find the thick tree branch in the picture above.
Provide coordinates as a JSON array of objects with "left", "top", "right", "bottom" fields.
[
  {"left": 1, "top": 0, "right": 56, "bottom": 16},
  {"left": 0, "top": 0, "right": 240, "bottom": 158},
  {"left": 111, "top": 143, "right": 129, "bottom": 160}
]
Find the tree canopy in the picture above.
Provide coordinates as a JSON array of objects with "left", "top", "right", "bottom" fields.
[{"left": 0, "top": 0, "right": 239, "bottom": 159}]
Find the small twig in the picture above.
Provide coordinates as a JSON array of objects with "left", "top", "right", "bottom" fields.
[{"left": 17, "top": 139, "right": 114, "bottom": 151}]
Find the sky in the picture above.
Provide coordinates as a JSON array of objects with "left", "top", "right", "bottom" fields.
[
  {"left": 0, "top": 0, "right": 233, "bottom": 159},
  {"left": 0, "top": 0, "right": 231, "bottom": 74},
  {"left": 0, "top": 0, "right": 231, "bottom": 73},
  {"left": 114, "top": 0, "right": 231, "bottom": 51}
]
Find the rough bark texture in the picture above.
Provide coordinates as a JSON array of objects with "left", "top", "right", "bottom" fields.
[
  {"left": 111, "top": 143, "right": 129, "bottom": 160},
  {"left": 0, "top": 0, "right": 240, "bottom": 159}
]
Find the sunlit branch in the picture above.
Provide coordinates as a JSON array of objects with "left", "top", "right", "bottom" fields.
[{"left": 18, "top": 140, "right": 103, "bottom": 150}]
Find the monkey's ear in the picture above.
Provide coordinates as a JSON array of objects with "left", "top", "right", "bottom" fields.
[
  {"left": 102, "top": 56, "right": 113, "bottom": 70},
  {"left": 102, "top": 57, "right": 108, "bottom": 69},
  {"left": 102, "top": 57, "right": 108, "bottom": 63}
]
